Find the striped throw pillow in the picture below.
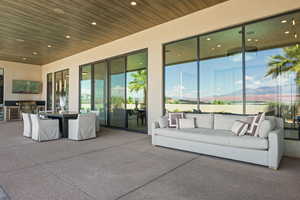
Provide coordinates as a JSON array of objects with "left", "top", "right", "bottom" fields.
[
  {"left": 247, "top": 112, "right": 265, "bottom": 137},
  {"left": 231, "top": 120, "right": 249, "bottom": 136}
]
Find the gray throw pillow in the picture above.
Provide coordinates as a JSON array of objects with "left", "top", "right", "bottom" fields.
[{"left": 158, "top": 116, "right": 169, "bottom": 128}]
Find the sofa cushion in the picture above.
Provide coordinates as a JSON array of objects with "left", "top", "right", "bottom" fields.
[
  {"left": 258, "top": 120, "right": 274, "bottom": 138},
  {"left": 185, "top": 114, "right": 213, "bottom": 129},
  {"left": 214, "top": 114, "right": 248, "bottom": 130},
  {"left": 153, "top": 128, "right": 268, "bottom": 150},
  {"left": 177, "top": 118, "right": 195, "bottom": 129}
]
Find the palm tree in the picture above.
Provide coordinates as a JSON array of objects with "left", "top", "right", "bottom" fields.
[
  {"left": 266, "top": 45, "right": 300, "bottom": 84},
  {"left": 128, "top": 70, "right": 147, "bottom": 108}
]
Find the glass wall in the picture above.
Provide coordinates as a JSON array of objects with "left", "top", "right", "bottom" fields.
[
  {"left": 79, "top": 50, "right": 148, "bottom": 132},
  {"left": 94, "top": 62, "right": 108, "bottom": 126},
  {"left": 80, "top": 65, "right": 92, "bottom": 112},
  {"left": 164, "top": 38, "right": 198, "bottom": 112},
  {"left": 54, "top": 69, "right": 69, "bottom": 111},
  {"left": 199, "top": 27, "right": 243, "bottom": 114},
  {"left": 109, "top": 57, "right": 126, "bottom": 128},
  {"left": 127, "top": 51, "right": 148, "bottom": 131},
  {"left": 163, "top": 11, "right": 300, "bottom": 139},
  {"left": 46, "top": 73, "right": 53, "bottom": 111},
  {"left": 0, "top": 68, "right": 3, "bottom": 121}
]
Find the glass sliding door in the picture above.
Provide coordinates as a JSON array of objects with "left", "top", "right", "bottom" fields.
[
  {"left": 109, "top": 57, "right": 126, "bottom": 128},
  {"left": 80, "top": 65, "right": 92, "bottom": 112},
  {"left": 0, "top": 68, "right": 4, "bottom": 121},
  {"left": 54, "top": 69, "right": 69, "bottom": 111},
  {"left": 94, "top": 62, "right": 108, "bottom": 126},
  {"left": 126, "top": 51, "right": 148, "bottom": 131},
  {"left": 46, "top": 73, "right": 53, "bottom": 111}
]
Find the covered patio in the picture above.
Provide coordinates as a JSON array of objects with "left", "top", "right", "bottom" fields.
[{"left": 0, "top": 121, "right": 300, "bottom": 200}]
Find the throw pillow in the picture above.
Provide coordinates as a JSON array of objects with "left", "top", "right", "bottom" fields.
[
  {"left": 158, "top": 116, "right": 169, "bottom": 128},
  {"left": 258, "top": 120, "right": 274, "bottom": 138},
  {"left": 231, "top": 120, "right": 249, "bottom": 136},
  {"left": 168, "top": 112, "right": 184, "bottom": 128},
  {"left": 177, "top": 118, "right": 195, "bottom": 129},
  {"left": 247, "top": 112, "right": 265, "bottom": 137}
]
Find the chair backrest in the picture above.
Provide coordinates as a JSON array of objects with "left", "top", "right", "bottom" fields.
[
  {"left": 22, "top": 113, "right": 31, "bottom": 137},
  {"left": 30, "top": 114, "right": 40, "bottom": 140}
]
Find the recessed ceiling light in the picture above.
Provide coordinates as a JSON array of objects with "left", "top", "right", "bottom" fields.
[
  {"left": 285, "top": 31, "right": 290, "bottom": 34},
  {"left": 32, "top": 52, "right": 37, "bottom": 55},
  {"left": 211, "top": 48, "right": 215, "bottom": 50},
  {"left": 247, "top": 38, "right": 252, "bottom": 41},
  {"left": 255, "top": 39, "right": 259, "bottom": 42},
  {"left": 217, "top": 44, "right": 221, "bottom": 48},
  {"left": 65, "top": 35, "right": 71, "bottom": 39},
  {"left": 206, "top": 38, "right": 211, "bottom": 41},
  {"left": 292, "top": 19, "right": 296, "bottom": 26},
  {"left": 295, "top": 33, "right": 298, "bottom": 39},
  {"left": 16, "top": 38, "right": 24, "bottom": 42},
  {"left": 47, "top": 45, "right": 52, "bottom": 48},
  {"left": 91, "top": 22, "right": 97, "bottom": 26},
  {"left": 22, "top": 57, "right": 27, "bottom": 60},
  {"left": 53, "top": 8, "right": 65, "bottom": 14},
  {"left": 281, "top": 20, "right": 287, "bottom": 23},
  {"left": 130, "top": 1, "right": 137, "bottom": 6}
]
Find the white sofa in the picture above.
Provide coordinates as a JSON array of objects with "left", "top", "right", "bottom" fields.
[{"left": 152, "top": 114, "right": 285, "bottom": 169}]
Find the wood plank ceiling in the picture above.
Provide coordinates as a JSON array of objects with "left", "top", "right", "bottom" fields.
[{"left": 0, "top": 0, "right": 228, "bottom": 65}]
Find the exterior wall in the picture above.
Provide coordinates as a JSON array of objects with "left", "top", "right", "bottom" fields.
[
  {"left": 41, "top": 0, "right": 300, "bottom": 137},
  {"left": 0, "top": 60, "right": 42, "bottom": 101}
]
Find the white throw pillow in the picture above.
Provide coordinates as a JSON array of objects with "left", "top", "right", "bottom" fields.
[
  {"left": 158, "top": 116, "right": 169, "bottom": 128},
  {"left": 231, "top": 120, "right": 249, "bottom": 136},
  {"left": 258, "top": 120, "right": 274, "bottom": 138},
  {"left": 177, "top": 118, "right": 195, "bottom": 129}
]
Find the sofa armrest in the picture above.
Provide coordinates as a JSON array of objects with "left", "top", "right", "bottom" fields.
[{"left": 268, "top": 128, "right": 285, "bottom": 169}]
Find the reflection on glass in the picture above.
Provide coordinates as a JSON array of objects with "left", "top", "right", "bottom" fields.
[
  {"left": 199, "top": 27, "right": 243, "bottom": 114},
  {"left": 164, "top": 37, "right": 198, "bottom": 112},
  {"left": 109, "top": 57, "right": 126, "bottom": 128},
  {"left": 0, "top": 68, "right": 4, "bottom": 121},
  {"left": 94, "top": 62, "right": 108, "bottom": 125},
  {"left": 54, "top": 69, "right": 69, "bottom": 111},
  {"left": 80, "top": 65, "right": 92, "bottom": 112},
  {"left": 165, "top": 62, "right": 198, "bottom": 112},
  {"left": 46, "top": 73, "right": 53, "bottom": 110},
  {"left": 245, "top": 12, "right": 300, "bottom": 138}
]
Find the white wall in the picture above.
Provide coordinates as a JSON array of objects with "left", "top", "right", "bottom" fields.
[
  {"left": 41, "top": 0, "right": 300, "bottom": 138},
  {"left": 0, "top": 60, "right": 42, "bottom": 101}
]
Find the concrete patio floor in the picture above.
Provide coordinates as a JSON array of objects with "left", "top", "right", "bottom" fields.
[{"left": 0, "top": 121, "right": 300, "bottom": 200}]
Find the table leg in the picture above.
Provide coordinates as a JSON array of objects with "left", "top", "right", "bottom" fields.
[{"left": 61, "top": 118, "right": 69, "bottom": 138}]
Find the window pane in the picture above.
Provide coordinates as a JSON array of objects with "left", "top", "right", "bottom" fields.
[
  {"left": 165, "top": 62, "right": 198, "bottom": 112},
  {"left": 94, "top": 62, "right": 108, "bottom": 125},
  {"left": 109, "top": 57, "right": 126, "bottom": 128},
  {"left": 80, "top": 65, "right": 92, "bottom": 112},
  {"left": 46, "top": 73, "right": 53, "bottom": 110},
  {"left": 245, "top": 12, "right": 300, "bottom": 139},
  {"left": 199, "top": 27, "right": 243, "bottom": 114},
  {"left": 127, "top": 51, "right": 147, "bottom": 71},
  {"left": 165, "top": 37, "right": 198, "bottom": 65}
]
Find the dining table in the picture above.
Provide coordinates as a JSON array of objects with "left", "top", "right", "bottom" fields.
[{"left": 40, "top": 111, "right": 78, "bottom": 138}]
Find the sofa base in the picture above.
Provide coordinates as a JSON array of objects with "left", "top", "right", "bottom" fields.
[{"left": 153, "top": 135, "right": 269, "bottom": 167}]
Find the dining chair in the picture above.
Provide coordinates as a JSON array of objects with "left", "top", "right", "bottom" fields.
[
  {"left": 68, "top": 113, "right": 96, "bottom": 140},
  {"left": 90, "top": 110, "right": 100, "bottom": 132},
  {"left": 22, "top": 113, "right": 32, "bottom": 138},
  {"left": 30, "top": 114, "right": 60, "bottom": 142}
]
